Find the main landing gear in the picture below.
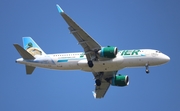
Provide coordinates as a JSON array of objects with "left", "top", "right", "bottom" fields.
[
  {"left": 95, "top": 79, "right": 101, "bottom": 86},
  {"left": 88, "top": 60, "right": 94, "bottom": 68},
  {"left": 145, "top": 63, "right": 150, "bottom": 74},
  {"left": 95, "top": 72, "right": 104, "bottom": 86},
  {"left": 87, "top": 54, "right": 98, "bottom": 68}
]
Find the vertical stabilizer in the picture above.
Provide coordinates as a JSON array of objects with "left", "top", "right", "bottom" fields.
[{"left": 23, "top": 37, "right": 46, "bottom": 56}]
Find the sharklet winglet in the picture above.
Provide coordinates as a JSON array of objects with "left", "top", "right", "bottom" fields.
[{"left": 56, "top": 4, "right": 64, "bottom": 13}]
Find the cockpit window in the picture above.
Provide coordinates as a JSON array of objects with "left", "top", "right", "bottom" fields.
[{"left": 156, "top": 50, "right": 161, "bottom": 53}]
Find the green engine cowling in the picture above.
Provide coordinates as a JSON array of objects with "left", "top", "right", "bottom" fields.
[
  {"left": 98, "top": 46, "right": 118, "bottom": 58},
  {"left": 110, "top": 75, "right": 129, "bottom": 86}
]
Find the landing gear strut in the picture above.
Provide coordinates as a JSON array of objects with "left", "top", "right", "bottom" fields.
[
  {"left": 145, "top": 63, "right": 149, "bottom": 74},
  {"left": 88, "top": 60, "right": 94, "bottom": 68}
]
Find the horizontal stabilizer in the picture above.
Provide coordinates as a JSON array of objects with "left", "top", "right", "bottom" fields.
[
  {"left": 26, "top": 65, "right": 35, "bottom": 74},
  {"left": 13, "top": 44, "right": 35, "bottom": 59}
]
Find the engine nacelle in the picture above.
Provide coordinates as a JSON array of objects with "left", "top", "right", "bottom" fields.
[
  {"left": 98, "top": 46, "right": 118, "bottom": 58},
  {"left": 110, "top": 75, "right": 129, "bottom": 86}
]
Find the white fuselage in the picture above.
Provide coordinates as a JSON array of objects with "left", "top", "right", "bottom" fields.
[{"left": 16, "top": 49, "right": 170, "bottom": 72}]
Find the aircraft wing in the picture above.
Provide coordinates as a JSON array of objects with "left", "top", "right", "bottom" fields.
[
  {"left": 56, "top": 5, "right": 118, "bottom": 98},
  {"left": 92, "top": 71, "right": 118, "bottom": 98},
  {"left": 56, "top": 4, "right": 101, "bottom": 61}
]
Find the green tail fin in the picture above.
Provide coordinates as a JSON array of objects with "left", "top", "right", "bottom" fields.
[{"left": 23, "top": 37, "right": 46, "bottom": 56}]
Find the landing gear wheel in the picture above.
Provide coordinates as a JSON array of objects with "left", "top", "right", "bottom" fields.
[
  {"left": 146, "top": 69, "right": 149, "bottom": 74},
  {"left": 88, "top": 60, "right": 94, "bottom": 68},
  {"left": 95, "top": 79, "right": 101, "bottom": 86}
]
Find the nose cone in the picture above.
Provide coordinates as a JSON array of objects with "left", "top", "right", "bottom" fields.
[
  {"left": 162, "top": 54, "right": 170, "bottom": 63},
  {"left": 152, "top": 53, "right": 170, "bottom": 65}
]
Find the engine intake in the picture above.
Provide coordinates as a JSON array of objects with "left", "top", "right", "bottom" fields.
[
  {"left": 98, "top": 46, "right": 118, "bottom": 58},
  {"left": 110, "top": 75, "right": 129, "bottom": 86}
]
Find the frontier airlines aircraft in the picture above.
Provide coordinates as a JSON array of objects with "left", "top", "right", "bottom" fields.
[{"left": 13, "top": 4, "right": 170, "bottom": 99}]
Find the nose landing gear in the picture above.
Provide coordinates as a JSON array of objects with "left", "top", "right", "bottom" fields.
[
  {"left": 146, "top": 69, "right": 149, "bottom": 74},
  {"left": 145, "top": 63, "right": 149, "bottom": 74}
]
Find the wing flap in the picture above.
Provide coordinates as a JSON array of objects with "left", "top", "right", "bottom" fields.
[
  {"left": 60, "top": 12, "right": 101, "bottom": 50},
  {"left": 56, "top": 5, "right": 101, "bottom": 61}
]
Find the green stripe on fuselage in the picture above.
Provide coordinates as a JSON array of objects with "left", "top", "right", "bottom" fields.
[{"left": 57, "top": 60, "right": 68, "bottom": 62}]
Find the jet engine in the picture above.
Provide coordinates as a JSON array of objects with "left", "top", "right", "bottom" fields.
[
  {"left": 98, "top": 46, "right": 118, "bottom": 58},
  {"left": 110, "top": 75, "right": 129, "bottom": 86}
]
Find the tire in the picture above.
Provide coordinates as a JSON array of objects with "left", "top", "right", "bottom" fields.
[
  {"left": 146, "top": 69, "right": 149, "bottom": 74},
  {"left": 95, "top": 79, "right": 101, "bottom": 86},
  {"left": 88, "top": 61, "right": 94, "bottom": 68}
]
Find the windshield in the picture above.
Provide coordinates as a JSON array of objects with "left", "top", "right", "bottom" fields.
[{"left": 156, "top": 50, "right": 161, "bottom": 53}]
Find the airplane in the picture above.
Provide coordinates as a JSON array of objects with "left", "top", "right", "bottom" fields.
[{"left": 13, "top": 4, "right": 170, "bottom": 99}]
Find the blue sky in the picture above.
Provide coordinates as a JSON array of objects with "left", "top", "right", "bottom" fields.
[{"left": 0, "top": 0, "right": 180, "bottom": 111}]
